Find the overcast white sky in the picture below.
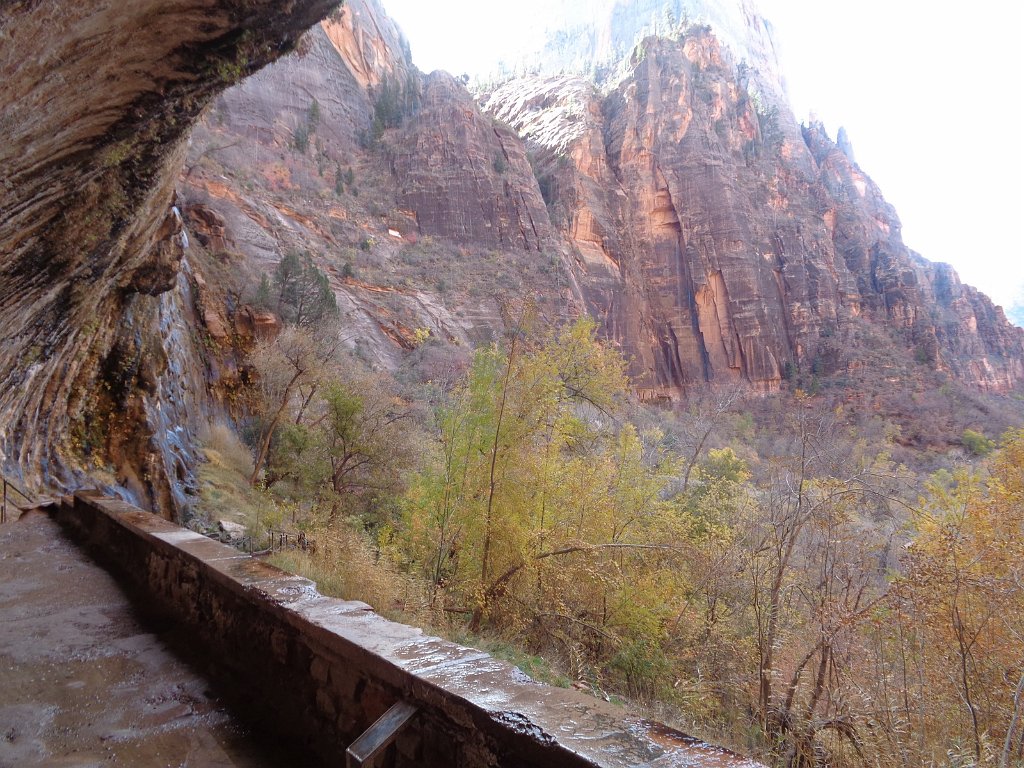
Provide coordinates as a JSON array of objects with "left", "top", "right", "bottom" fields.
[{"left": 384, "top": 0, "right": 1024, "bottom": 320}]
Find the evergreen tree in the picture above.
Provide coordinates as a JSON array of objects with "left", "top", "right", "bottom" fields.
[{"left": 273, "top": 251, "right": 338, "bottom": 329}]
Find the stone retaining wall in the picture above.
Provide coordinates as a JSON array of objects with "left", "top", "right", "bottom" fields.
[{"left": 55, "top": 491, "right": 762, "bottom": 768}]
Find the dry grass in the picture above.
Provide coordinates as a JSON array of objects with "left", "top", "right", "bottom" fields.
[
  {"left": 194, "top": 421, "right": 264, "bottom": 530},
  {"left": 201, "top": 421, "right": 254, "bottom": 478},
  {"left": 268, "top": 534, "right": 575, "bottom": 689},
  {"left": 270, "top": 524, "right": 432, "bottom": 624}
]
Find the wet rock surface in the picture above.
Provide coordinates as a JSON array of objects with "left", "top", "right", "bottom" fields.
[
  {"left": 0, "top": 0, "right": 340, "bottom": 511},
  {"left": 0, "top": 511, "right": 299, "bottom": 767}
]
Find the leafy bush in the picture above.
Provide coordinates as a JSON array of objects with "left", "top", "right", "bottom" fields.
[
  {"left": 609, "top": 638, "right": 672, "bottom": 701},
  {"left": 961, "top": 428, "right": 994, "bottom": 456},
  {"left": 292, "top": 98, "right": 321, "bottom": 154}
]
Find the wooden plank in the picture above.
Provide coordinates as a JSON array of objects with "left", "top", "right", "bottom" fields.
[{"left": 346, "top": 701, "right": 418, "bottom": 768}]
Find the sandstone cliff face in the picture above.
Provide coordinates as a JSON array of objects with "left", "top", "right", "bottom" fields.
[
  {"left": 390, "top": 72, "right": 555, "bottom": 252},
  {"left": 180, "top": 17, "right": 477, "bottom": 372},
  {"left": 485, "top": 30, "right": 1024, "bottom": 394},
  {"left": 179, "top": 0, "right": 1023, "bottom": 402},
  {"left": 489, "top": 35, "right": 831, "bottom": 393},
  {"left": 800, "top": 123, "right": 1024, "bottom": 390},
  {"left": 0, "top": 0, "right": 339, "bottom": 510},
  {"left": 177, "top": 2, "right": 576, "bottom": 376}
]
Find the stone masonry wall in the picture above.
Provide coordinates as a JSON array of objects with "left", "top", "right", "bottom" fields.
[{"left": 54, "top": 491, "right": 763, "bottom": 767}]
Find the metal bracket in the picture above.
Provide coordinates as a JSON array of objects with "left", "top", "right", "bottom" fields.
[{"left": 346, "top": 700, "right": 419, "bottom": 768}]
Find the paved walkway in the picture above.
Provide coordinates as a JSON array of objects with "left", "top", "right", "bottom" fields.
[{"left": 0, "top": 511, "right": 298, "bottom": 767}]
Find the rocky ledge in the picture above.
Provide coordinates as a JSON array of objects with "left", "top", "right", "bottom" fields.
[{"left": 0, "top": 0, "right": 340, "bottom": 508}]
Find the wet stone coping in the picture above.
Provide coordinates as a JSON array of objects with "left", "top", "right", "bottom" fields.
[{"left": 56, "top": 490, "right": 764, "bottom": 767}]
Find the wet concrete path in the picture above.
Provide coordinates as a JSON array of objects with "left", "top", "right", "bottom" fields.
[{"left": 0, "top": 511, "right": 301, "bottom": 767}]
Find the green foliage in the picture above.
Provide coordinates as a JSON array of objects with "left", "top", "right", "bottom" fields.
[
  {"left": 272, "top": 251, "right": 338, "bottom": 328},
  {"left": 254, "top": 273, "right": 272, "bottom": 309},
  {"left": 698, "top": 446, "right": 749, "bottom": 486},
  {"left": 473, "top": 640, "right": 572, "bottom": 688},
  {"left": 961, "top": 428, "right": 994, "bottom": 456},
  {"left": 307, "top": 98, "right": 321, "bottom": 130},
  {"left": 269, "top": 421, "right": 322, "bottom": 496},
  {"left": 316, "top": 143, "right": 327, "bottom": 177},
  {"left": 631, "top": 39, "right": 648, "bottom": 65},
  {"left": 368, "top": 73, "right": 420, "bottom": 145},
  {"left": 292, "top": 97, "right": 321, "bottom": 154},
  {"left": 248, "top": 325, "right": 415, "bottom": 524},
  {"left": 609, "top": 637, "right": 672, "bottom": 700},
  {"left": 334, "top": 163, "right": 345, "bottom": 195},
  {"left": 759, "top": 103, "right": 783, "bottom": 153},
  {"left": 492, "top": 153, "right": 508, "bottom": 174},
  {"left": 745, "top": 88, "right": 783, "bottom": 166},
  {"left": 336, "top": 165, "right": 355, "bottom": 196},
  {"left": 225, "top": 265, "right": 1024, "bottom": 768},
  {"left": 399, "top": 315, "right": 698, "bottom": 679},
  {"left": 292, "top": 123, "right": 309, "bottom": 154}
]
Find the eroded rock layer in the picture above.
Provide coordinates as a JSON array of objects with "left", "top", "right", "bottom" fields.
[{"left": 0, "top": 0, "right": 340, "bottom": 510}]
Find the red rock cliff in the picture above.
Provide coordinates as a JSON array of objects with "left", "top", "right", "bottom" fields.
[{"left": 485, "top": 30, "right": 1024, "bottom": 394}]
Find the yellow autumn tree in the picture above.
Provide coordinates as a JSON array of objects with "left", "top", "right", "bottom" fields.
[{"left": 895, "top": 430, "right": 1024, "bottom": 766}]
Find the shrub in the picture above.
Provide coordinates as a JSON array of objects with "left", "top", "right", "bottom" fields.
[
  {"left": 962, "top": 428, "right": 994, "bottom": 456},
  {"left": 254, "top": 273, "right": 272, "bottom": 310},
  {"left": 609, "top": 638, "right": 672, "bottom": 701},
  {"left": 307, "top": 98, "right": 321, "bottom": 130},
  {"left": 292, "top": 123, "right": 309, "bottom": 154},
  {"left": 270, "top": 522, "right": 430, "bottom": 623}
]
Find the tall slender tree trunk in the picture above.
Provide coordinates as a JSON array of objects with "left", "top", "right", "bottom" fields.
[
  {"left": 472, "top": 335, "right": 518, "bottom": 632},
  {"left": 1001, "top": 669, "right": 1024, "bottom": 768}
]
